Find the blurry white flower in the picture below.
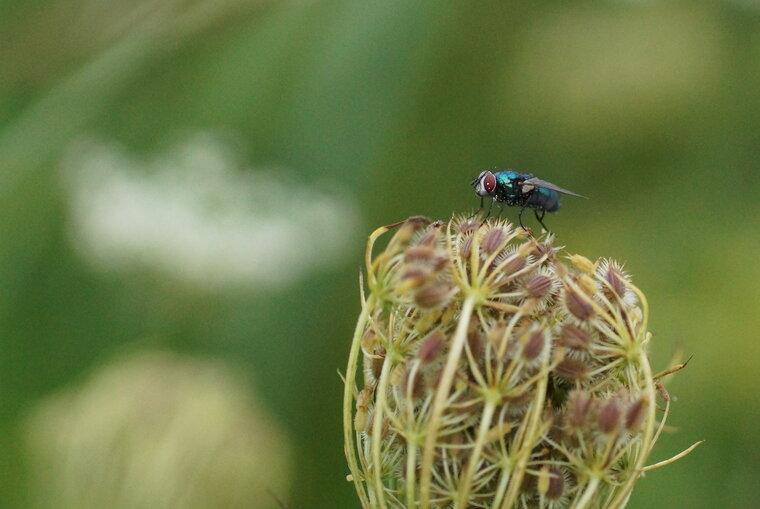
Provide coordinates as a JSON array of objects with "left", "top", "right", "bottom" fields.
[
  {"left": 61, "top": 133, "right": 358, "bottom": 289},
  {"left": 26, "top": 351, "right": 292, "bottom": 509}
]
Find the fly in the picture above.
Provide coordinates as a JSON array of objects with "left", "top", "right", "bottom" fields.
[{"left": 471, "top": 170, "right": 587, "bottom": 231}]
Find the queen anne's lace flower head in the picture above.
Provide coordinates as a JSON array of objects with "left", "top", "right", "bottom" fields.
[{"left": 344, "top": 216, "right": 697, "bottom": 509}]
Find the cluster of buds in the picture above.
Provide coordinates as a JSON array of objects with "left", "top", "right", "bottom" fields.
[{"left": 344, "top": 216, "right": 695, "bottom": 509}]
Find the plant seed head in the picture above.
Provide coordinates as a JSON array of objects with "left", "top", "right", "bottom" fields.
[
  {"left": 559, "top": 324, "right": 592, "bottom": 350},
  {"left": 598, "top": 397, "right": 622, "bottom": 434},
  {"left": 564, "top": 289, "right": 594, "bottom": 321},
  {"left": 625, "top": 395, "right": 648, "bottom": 432},
  {"left": 417, "top": 331, "right": 444, "bottom": 363}
]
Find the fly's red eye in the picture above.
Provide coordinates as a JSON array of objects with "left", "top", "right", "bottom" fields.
[{"left": 484, "top": 172, "right": 496, "bottom": 193}]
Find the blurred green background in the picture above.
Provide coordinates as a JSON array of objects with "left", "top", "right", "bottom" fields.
[{"left": 1, "top": 0, "right": 759, "bottom": 507}]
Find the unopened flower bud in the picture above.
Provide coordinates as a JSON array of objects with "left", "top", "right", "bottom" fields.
[
  {"left": 526, "top": 274, "right": 554, "bottom": 298},
  {"left": 538, "top": 466, "right": 565, "bottom": 500},
  {"left": 457, "top": 218, "right": 478, "bottom": 235},
  {"left": 417, "top": 331, "right": 444, "bottom": 363},
  {"left": 416, "top": 227, "right": 441, "bottom": 247},
  {"left": 522, "top": 328, "right": 547, "bottom": 361},
  {"left": 566, "top": 390, "right": 592, "bottom": 431},
  {"left": 502, "top": 255, "right": 526, "bottom": 276},
  {"left": 399, "top": 268, "right": 429, "bottom": 289},
  {"left": 483, "top": 227, "right": 508, "bottom": 254},
  {"left": 559, "top": 324, "right": 591, "bottom": 350},
  {"left": 598, "top": 398, "right": 622, "bottom": 434},
  {"left": 625, "top": 396, "right": 648, "bottom": 431},
  {"left": 569, "top": 254, "right": 595, "bottom": 274},
  {"left": 461, "top": 235, "right": 474, "bottom": 259},
  {"left": 565, "top": 289, "right": 594, "bottom": 321},
  {"left": 600, "top": 260, "right": 628, "bottom": 300},
  {"left": 404, "top": 246, "right": 438, "bottom": 264},
  {"left": 414, "top": 282, "right": 453, "bottom": 309},
  {"left": 554, "top": 358, "right": 588, "bottom": 382},
  {"left": 390, "top": 216, "right": 431, "bottom": 247},
  {"left": 578, "top": 274, "right": 598, "bottom": 296},
  {"left": 355, "top": 387, "right": 373, "bottom": 432}
]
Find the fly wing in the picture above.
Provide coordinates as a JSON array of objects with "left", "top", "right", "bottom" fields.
[{"left": 522, "top": 177, "right": 588, "bottom": 198}]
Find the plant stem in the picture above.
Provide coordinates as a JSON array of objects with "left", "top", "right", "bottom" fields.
[
  {"left": 343, "top": 297, "right": 373, "bottom": 508},
  {"left": 418, "top": 295, "right": 476, "bottom": 509},
  {"left": 455, "top": 400, "right": 496, "bottom": 507},
  {"left": 575, "top": 476, "right": 601, "bottom": 509}
]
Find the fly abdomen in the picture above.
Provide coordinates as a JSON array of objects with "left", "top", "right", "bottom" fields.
[{"left": 527, "top": 188, "right": 560, "bottom": 212}]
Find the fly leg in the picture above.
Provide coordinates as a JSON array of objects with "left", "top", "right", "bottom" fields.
[
  {"left": 534, "top": 209, "right": 550, "bottom": 232},
  {"left": 470, "top": 197, "right": 484, "bottom": 219},
  {"left": 481, "top": 199, "right": 494, "bottom": 224},
  {"left": 518, "top": 206, "right": 527, "bottom": 230}
]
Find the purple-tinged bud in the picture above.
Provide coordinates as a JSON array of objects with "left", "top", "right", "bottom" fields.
[
  {"left": 625, "top": 396, "right": 648, "bottom": 431},
  {"left": 457, "top": 218, "right": 479, "bottom": 235},
  {"left": 522, "top": 329, "right": 546, "bottom": 361},
  {"left": 538, "top": 466, "right": 565, "bottom": 500},
  {"left": 483, "top": 227, "right": 508, "bottom": 254},
  {"left": 461, "top": 235, "right": 474, "bottom": 259},
  {"left": 417, "top": 331, "right": 444, "bottom": 363},
  {"left": 432, "top": 255, "right": 449, "bottom": 271},
  {"left": 400, "top": 268, "right": 429, "bottom": 288},
  {"left": 416, "top": 228, "right": 440, "bottom": 247},
  {"left": 391, "top": 217, "right": 432, "bottom": 246},
  {"left": 531, "top": 241, "right": 555, "bottom": 261},
  {"left": 554, "top": 358, "right": 588, "bottom": 382},
  {"left": 467, "top": 323, "right": 484, "bottom": 360},
  {"left": 598, "top": 398, "right": 622, "bottom": 434},
  {"left": 401, "top": 369, "right": 423, "bottom": 400},
  {"left": 565, "top": 390, "right": 592, "bottom": 430},
  {"left": 414, "top": 283, "right": 453, "bottom": 309},
  {"left": 404, "top": 246, "right": 438, "bottom": 263},
  {"left": 406, "top": 216, "right": 433, "bottom": 226},
  {"left": 565, "top": 290, "right": 593, "bottom": 321},
  {"left": 559, "top": 324, "right": 591, "bottom": 350},
  {"left": 602, "top": 263, "right": 628, "bottom": 300},
  {"left": 526, "top": 274, "right": 554, "bottom": 298},
  {"left": 502, "top": 255, "right": 526, "bottom": 276}
]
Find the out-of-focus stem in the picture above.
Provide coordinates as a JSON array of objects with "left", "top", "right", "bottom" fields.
[
  {"left": 455, "top": 400, "right": 496, "bottom": 507},
  {"left": 405, "top": 443, "right": 417, "bottom": 508},
  {"left": 418, "top": 296, "right": 476, "bottom": 509},
  {"left": 343, "top": 297, "right": 373, "bottom": 508},
  {"left": 574, "top": 476, "right": 601, "bottom": 509},
  {"left": 370, "top": 348, "right": 394, "bottom": 509},
  {"left": 501, "top": 355, "right": 551, "bottom": 509},
  {"left": 607, "top": 286, "right": 657, "bottom": 509}
]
